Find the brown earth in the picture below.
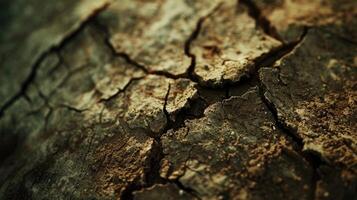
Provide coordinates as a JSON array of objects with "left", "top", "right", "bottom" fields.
[{"left": 0, "top": 0, "right": 356, "bottom": 199}]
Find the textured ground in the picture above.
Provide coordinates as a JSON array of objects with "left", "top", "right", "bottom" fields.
[{"left": 0, "top": 0, "right": 356, "bottom": 199}]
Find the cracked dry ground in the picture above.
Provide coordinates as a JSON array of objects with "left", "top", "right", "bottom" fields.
[{"left": 0, "top": 0, "right": 356, "bottom": 200}]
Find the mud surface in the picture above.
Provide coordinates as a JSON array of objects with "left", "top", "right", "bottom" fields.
[{"left": 0, "top": 0, "right": 356, "bottom": 199}]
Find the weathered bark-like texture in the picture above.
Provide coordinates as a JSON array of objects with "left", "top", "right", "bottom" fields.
[{"left": 0, "top": 0, "right": 356, "bottom": 200}]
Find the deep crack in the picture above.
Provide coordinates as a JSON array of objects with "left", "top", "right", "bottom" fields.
[
  {"left": 184, "top": 3, "right": 223, "bottom": 82},
  {"left": 257, "top": 81, "right": 325, "bottom": 200},
  {"left": 240, "top": 0, "right": 283, "bottom": 42},
  {"left": 225, "top": 26, "right": 323, "bottom": 199},
  {"left": 99, "top": 76, "right": 145, "bottom": 103}
]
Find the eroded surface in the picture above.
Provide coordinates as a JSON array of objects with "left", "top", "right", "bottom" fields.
[
  {"left": 101, "top": 75, "right": 198, "bottom": 134},
  {"left": 192, "top": 0, "right": 281, "bottom": 87},
  {"left": 260, "top": 26, "right": 357, "bottom": 182},
  {"left": 0, "top": 0, "right": 110, "bottom": 116},
  {"left": 0, "top": 23, "right": 198, "bottom": 199},
  {"left": 97, "top": 0, "right": 222, "bottom": 75},
  {"left": 160, "top": 88, "right": 313, "bottom": 200},
  {"left": 0, "top": 0, "right": 356, "bottom": 199},
  {"left": 250, "top": 0, "right": 357, "bottom": 42}
]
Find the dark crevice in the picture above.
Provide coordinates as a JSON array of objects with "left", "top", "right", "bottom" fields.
[
  {"left": 121, "top": 143, "right": 200, "bottom": 200},
  {"left": 0, "top": 2, "right": 334, "bottom": 199},
  {"left": 120, "top": 183, "right": 141, "bottom": 200},
  {"left": 57, "top": 104, "right": 87, "bottom": 113},
  {"left": 240, "top": 0, "right": 283, "bottom": 42},
  {"left": 226, "top": 26, "right": 323, "bottom": 199},
  {"left": 184, "top": 3, "right": 223, "bottom": 82},
  {"left": 0, "top": 5, "right": 109, "bottom": 119},
  {"left": 91, "top": 19, "right": 149, "bottom": 75},
  {"left": 92, "top": 4, "right": 223, "bottom": 85},
  {"left": 99, "top": 76, "right": 145, "bottom": 103},
  {"left": 120, "top": 86, "right": 169, "bottom": 200},
  {"left": 88, "top": 18, "right": 239, "bottom": 196},
  {"left": 163, "top": 84, "right": 172, "bottom": 129},
  {"left": 99, "top": 28, "right": 187, "bottom": 81},
  {"left": 93, "top": 19, "right": 185, "bottom": 80},
  {"left": 149, "top": 70, "right": 184, "bottom": 80},
  {"left": 121, "top": 87, "right": 224, "bottom": 196},
  {"left": 257, "top": 83, "right": 326, "bottom": 200},
  {"left": 169, "top": 96, "right": 208, "bottom": 130},
  {"left": 253, "top": 27, "right": 307, "bottom": 70},
  {"left": 0, "top": 53, "right": 47, "bottom": 118},
  {"left": 94, "top": 19, "right": 185, "bottom": 80},
  {"left": 204, "top": 28, "right": 307, "bottom": 92},
  {"left": 225, "top": 87, "right": 230, "bottom": 99},
  {"left": 120, "top": 140, "right": 167, "bottom": 200},
  {"left": 23, "top": 92, "right": 32, "bottom": 104},
  {"left": 112, "top": 52, "right": 149, "bottom": 74},
  {"left": 183, "top": 16, "right": 204, "bottom": 82},
  {"left": 253, "top": 27, "right": 339, "bottom": 200},
  {"left": 145, "top": 141, "right": 166, "bottom": 186},
  {"left": 161, "top": 91, "right": 215, "bottom": 136},
  {"left": 120, "top": 85, "right": 221, "bottom": 199},
  {"left": 253, "top": 29, "right": 330, "bottom": 199},
  {"left": 208, "top": 36, "right": 297, "bottom": 92},
  {"left": 304, "top": 151, "right": 325, "bottom": 200},
  {"left": 171, "top": 179, "right": 202, "bottom": 199},
  {"left": 257, "top": 84, "right": 303, "bottom": 146},
  {"left": 252, "top": 28, "right": 324, "bottom": 199}
]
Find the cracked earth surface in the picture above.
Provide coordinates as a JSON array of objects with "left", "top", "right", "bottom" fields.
[{"left": 0, "top": 0, "right": 356, "bottom": 199}]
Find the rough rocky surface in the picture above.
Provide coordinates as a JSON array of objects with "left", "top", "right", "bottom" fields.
[
  {"left": 259, "top": 25, "right": 357, "bottom": 198},
  {"left": 160, "top": 88, "right": 313, "bottom": 200},
  {"left": 0, "top": 0, "right": 110, "bottom": 117},
  {"left": 97, "top": 0, "right": 222, "bottom": 76},
  {"left": 192, "top": 1, "right": 281, "bottom": 87},
  {"left": 249, "top": 0, "right": 357, "bottom": 42},
  {"left": 0, "top": 0, "right": 356, "bottom": 200}
]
